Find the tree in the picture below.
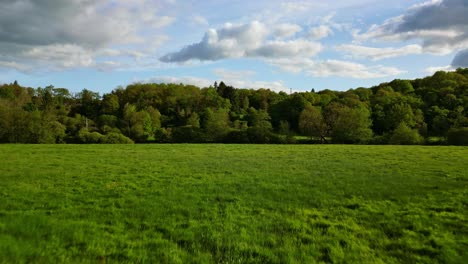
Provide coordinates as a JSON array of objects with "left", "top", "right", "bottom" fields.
[
  {"left": 123, "top": 104, "right": 158, "bottom": 142},
  {"left": 325, "top": 103, "right": 373, "bottom": 143},
  {"left": 246, "top": 108, "right": 273, "bottom": 143},
  {"left": 270, "top": 93, "right": 308, "bottom": 132},
  {"left": 186, "top": 112, "right": 200, "bottom": 128},
  {"left": 203, "top": 108, "right": 230, "bottom": 142},
  {"left": 101, "top": 94, "right": 120, "bottom": 115},
  {"left": 389, "top": 79, "right": 414, "bottom": 94},
  {"left": 76, "top": 89, "right": 100, "bottom": 120},
  {"left": 298, "top": 105, "right": 327, "bottom": 142}
]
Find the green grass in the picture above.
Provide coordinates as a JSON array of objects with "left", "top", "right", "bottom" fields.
[{"left": 0, "top": 144, "right": 467, "bottom": 263}]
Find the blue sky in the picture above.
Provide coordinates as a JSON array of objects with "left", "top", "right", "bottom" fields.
[{"left": 0, "top": 0, "right": 467, "bottom": 94}]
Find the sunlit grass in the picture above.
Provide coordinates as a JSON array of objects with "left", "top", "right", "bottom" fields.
[{"left": 0, "top": 144, "right": 467, "bottom": 263}]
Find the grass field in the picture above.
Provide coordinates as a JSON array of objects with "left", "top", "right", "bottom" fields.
[{"left": 0, "top": 144, "right": 467, "bottom": 263}]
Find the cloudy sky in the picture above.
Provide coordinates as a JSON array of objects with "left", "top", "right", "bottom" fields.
[{"left": 0, "top": 0, "right": 467, "bottom": 93}]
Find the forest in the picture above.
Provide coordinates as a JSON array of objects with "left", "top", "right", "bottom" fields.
[{"left": 0, "top": 69, "right": 467, "bottom": 145}]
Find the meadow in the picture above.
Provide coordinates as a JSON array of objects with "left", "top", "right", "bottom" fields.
[{"left": 0, "top": 144, "right": 467, "bottom": 263}]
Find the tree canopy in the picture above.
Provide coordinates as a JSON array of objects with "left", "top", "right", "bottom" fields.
[{"left": 0, "top": 69, "right": 467, "bottom": 145}]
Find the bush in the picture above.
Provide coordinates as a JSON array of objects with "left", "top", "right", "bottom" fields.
[
  {"left": 100, "top": 132, "right": 134, "bottom": 144},
  {"left": 224, "top": 130, "right": 250, "bottom": 143},
  {"left": 247, "top": 127, "right": 272, "bottom": 144},
  {"left": 154, "top": 128, "right": 172, "bottom": 143},
  {"left": 447, "top": 127, "right": 468, "bottom": 145},
  {"left": 171, "top": 126, "right": 205, "bottom": 143},
  {"left": 389, "top": 123, "right": 424, "bottom": 145},
  {"left": 369, "top": 133, "right": 391, "bottom": 145},
  {"left": 78, "top": 129, "right": 103, "bottom": 143}
]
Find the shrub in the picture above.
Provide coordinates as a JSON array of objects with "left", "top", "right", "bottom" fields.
[
  {"left": 78, "top": 129, "right": 103, "bottom": 143},
  {"left": 369, "top": 133, "right": 391, "bottom": 145},
  {"left": 447, "top": 127, "right": 468, "bottom": 145},
  {"left": 171, "top": 126, "right": 205, "bottom": 143},
  {"left": 100, "top": 132, "right": 134, "bottom": 144},
  {"left": 224, "top": 130, "right": 250, "bottom": 143},
  {"left": 389, "top": 123, "right": 424, "bottom": 145},
  {"left": 154, "top": 128, "right": 172, "bottom": 143}
]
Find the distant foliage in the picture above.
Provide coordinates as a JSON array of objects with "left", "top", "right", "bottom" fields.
[
  {"left": 389, "top": 123, "right": 424, "bottom": 145},
  {"left": 447, "top": 127, "right": 468, "bottom": 145},
  {"left": 101, "top": 132, "right": 134, "bottom": 144},
  {"left": 0, "top": 69, "right": 467, "bottom": 144}
]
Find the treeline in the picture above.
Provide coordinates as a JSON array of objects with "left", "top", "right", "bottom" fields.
[{"left": 1, "top": 69, "right": 467, "bottom": 145}]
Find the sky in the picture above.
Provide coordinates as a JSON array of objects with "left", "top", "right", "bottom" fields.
[{"left": 0, "top": 0, "right": 467, "bottom": 94}]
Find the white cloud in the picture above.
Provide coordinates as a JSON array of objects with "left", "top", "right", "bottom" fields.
[
  {"left": 95, "top": 61, "right": 126, "bottom": 72},
  {"left": 280, "top": 1, "right": 322, "bottom": 14},
  {"left": 248, "top": 40, "right": 322, "bottom": 58},
  {"left": 309, "top": 60, "right": 405, "bottom": 78},
  {"left": 269, "top": 58, "right": 405, "bottom": 78},
  {"left": 0, "top": 41, "right": 167, "bottom": 73},
  {"left": 160, "top": 21, "right": 268, "bottom": 62},
  {"left": 23, "top": 44, "right": 94, "bottom": 68},
  {"left": 273, "top": 23, "right": 303, "bottom": 39},
  {"left": 160, "top": 21, "right": 321, "bottom": 62},
  {"left": 336, "top": 44, "right": 423, "bottom": 60},
  {"left": 308, "top": 25, "right": 333, "bottom": 40},
  {"left": 425, "top": 65, "right": 454, "bottom": 74}
]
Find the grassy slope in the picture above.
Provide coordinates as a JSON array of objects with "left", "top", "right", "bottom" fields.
[{"left": 0, "top": 145, "right": 467, "bottom": 263}]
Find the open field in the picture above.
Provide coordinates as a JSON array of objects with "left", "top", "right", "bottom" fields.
[{"left": 0, "top": 144, "right": 467, "bottom": 263}]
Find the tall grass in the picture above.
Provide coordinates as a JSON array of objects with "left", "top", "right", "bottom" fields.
[{"left": 0, "top": 145, "right": 467, "bottom": 263}]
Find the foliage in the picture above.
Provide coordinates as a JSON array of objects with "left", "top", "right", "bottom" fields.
[
  {"left": 203, "top": 108, "right": 230, "bottom": 142},
  {"left": 299, "top": 105, "right": 327, "bottom": 142},
  {"left": 0, "top": 69, "right": 467, "bottom": 144},
  {"left": 325, "top": 103, "right": 373, "bottom": 144},
  {"left": 100, "top": 132, "right": 134, "bottom": 144},
  {"left": 447, "top": 127, "right": 468, "bottom": 145},
  {"left": 389, "top": 123, "right": 424, "bottom": 145}
]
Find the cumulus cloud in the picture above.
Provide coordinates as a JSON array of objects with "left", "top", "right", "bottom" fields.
[
  {"left": 160, "top": 21, "right": 321, "bottom": 62},
  {"left": 248, "top": 40, "right": 322, "bottom": 58},
  {"left": 273, "top": 23, "right": 303, "bottom": 39},
  {"left": 308, "top": 25, "right": 333, "bottom": 40},
  {"left": 0, "top": 0, "right": 174, "bottom": 72},
  {"left": 23, "top": 44, "right": 94, "bottom": 68},
  {"left": 355, "top": 0, "right": 468, "bottom": 55},
  {"left": 336, "top": 44, "right": 423, "bottom": 60},
  {"left": 0, "top": 0, "right": 173, "bottom": 48},
  {"left": 269, "top": 58, "right": 405, "bottom": 78},
  {"left": 160, "top": 21, "right": 268, "bottom": 62},
  {"left": 0, "top": 44, "right": 140, "bottom": 72},
  {"left": 309, "top": 60, "right": 405, "bottom": 78}
]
